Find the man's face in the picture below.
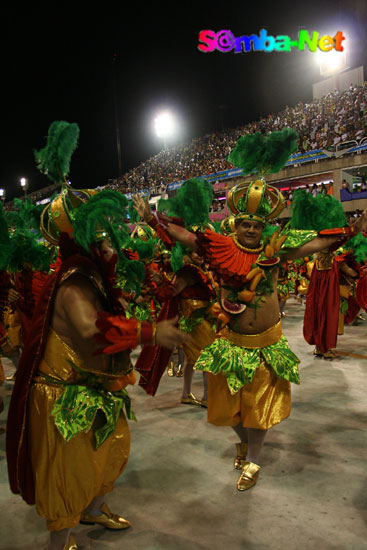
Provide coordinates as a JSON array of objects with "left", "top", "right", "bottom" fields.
[
  {"left": 190, "top": 251, "right": 204, "bottom": 266},
  {"left": 99, "top": 239, "right": 116, "bottom": 262},
  {"left": 235, "top": 219, "right": 263, "bottom": 248},
  {"left": 162, "top": 254, "right": 171, "bottom": 269}
]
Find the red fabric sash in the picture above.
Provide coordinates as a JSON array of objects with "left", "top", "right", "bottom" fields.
[
  {"left": 134, "top": 295, "right": 180, "bottom": 396},
  {"left": 303, "top": 261, "right": 340, "bottom": 353}
]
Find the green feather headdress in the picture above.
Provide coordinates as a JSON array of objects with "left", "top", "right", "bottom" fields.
[
  {"left": 345, "top": 233, "right": 367, "bottom": 263},
  {"left": 158, "top": 178, "right": 213, "bottom": 229},
  {"left": 34, "top": 121, "right": 79, "bottom": 184},
  {"left": 0, "top": 200, "right": 52, "bottom": 272},
  {"left": 130, "top": 237, "right": 157, "bottom": 261},
  {"left": 290, "top": 189, "right": 347, "bottom": 230},
  {"left": 72, "top": 190, "right": 145, "bottom": 293},
  {"left": 228, "top": 128, "right": 299, "bottom": 176},
  {"left": 157, "top": 178, "right": 214, "bottom": 272}
]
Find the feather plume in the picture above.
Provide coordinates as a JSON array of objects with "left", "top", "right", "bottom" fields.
[
  {"left": 290, "top": 190, "right": 346, "bottom": 230},
  {"left": 158, "top": 178, "right": 213, "bottom": 229},
  {"left": 228, "top": 128, "right": 298, "bottom": 175},
  {"left": 34, "top": 121, "right": 79, "bottom": 184}
]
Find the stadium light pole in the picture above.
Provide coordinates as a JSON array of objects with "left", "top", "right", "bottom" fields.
[
  {"left": 154, "top": 111, "right": 176, "bottom": 150},
  {"left": 20, "top": 177, "right": 29, "bottom": 197}
]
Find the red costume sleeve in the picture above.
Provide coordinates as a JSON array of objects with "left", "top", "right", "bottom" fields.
[
  {"left": 147, "top": 212, "right": 185, "bottom": 248},
  {"left": 94, "top": 313, "right": 153, "bottom": 354}
]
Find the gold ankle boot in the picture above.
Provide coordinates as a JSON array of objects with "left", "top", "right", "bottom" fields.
[
  {"left": 167, "top": 362, "right": 175, "bottom": 377},
  {"left": 80, "top": 502, "right": 131, "bottom": 530},
  {"left": 63, "top": 534, "right": 78, "bottom": 550},
  {"left": 234, "top": 442, "right": 248, "bottom": 470},
  {"left": 237, "top": 461, "right": 260, "bottom": 491}
]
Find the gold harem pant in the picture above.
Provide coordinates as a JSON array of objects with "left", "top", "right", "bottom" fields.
[
  {"left": 194, "top": 321, "right": 300, "bottom": 430},
  {"left": 180, "top": 298, "right": 216, "bottom": 365},
  {"left": 28, "top": 329, "right": 130, "bottom": 531}
]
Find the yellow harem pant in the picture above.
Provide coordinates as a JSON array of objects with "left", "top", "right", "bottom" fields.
[
  {"left": 28, "top": 329, "right": 130, "bottom": 531},
  {"left": 206, "top": 322, "right": 292, "bottom": 430}
]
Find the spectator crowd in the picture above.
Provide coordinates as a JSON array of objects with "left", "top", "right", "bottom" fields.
[
  {"left": 6, "top": 84, "right": 367, "bottom": 209},
  {"left": 106, "top": 83, "right": 367, "bottom": 195}
]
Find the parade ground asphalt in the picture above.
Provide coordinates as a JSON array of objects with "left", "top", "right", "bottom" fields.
[{"left": 0, "top": 298, "right": 366, "bottom": 550}]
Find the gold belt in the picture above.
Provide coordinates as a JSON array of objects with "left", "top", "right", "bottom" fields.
[
  {"left": 180, "top": 299, "right": 209, "bottom": 318},
  {"left": 217, "top": 319, "right": 282, "bottom": 349}
]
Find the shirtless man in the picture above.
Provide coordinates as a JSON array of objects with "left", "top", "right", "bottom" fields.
[
  {"left": 133, "top": 190, "right": 367, "bottom": 491},
  {"left": 7, "top": 233, "right": 187, "bottom": 550}
]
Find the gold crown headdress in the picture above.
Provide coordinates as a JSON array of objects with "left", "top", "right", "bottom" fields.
[
  {"left": 131, "top": 223, "right": 157, "bottom": 242},
  {"left": 226, "top": 179, "right": 285, "bottom": 225},
  {"left": 227, "top": 129, "right": 298, "bottom": 224},
  {"left": 40, "top": 185, "right": 96, "bottom": 245}
]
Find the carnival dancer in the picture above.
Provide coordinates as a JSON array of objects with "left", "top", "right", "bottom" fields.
[
  {"left": 138, "top": 184, "right": 218, "bottom": 406},
  {"left": 132, "top": 178, "right": 217, "bottom": 401},
  {"left": 337, "top": 233, "right": 367, "bottom": 330},
  {"left": 6, "top": 122, "right": 186, "bottom": 550},
  {"left": 134, "top": 129, "right": 367, "bottom": 491},
  {"left": 289, "top": 190, "right": 363, "bottom": 359},
  {"left": 0, "top": 200, "right": 54, "bottom": 379}
]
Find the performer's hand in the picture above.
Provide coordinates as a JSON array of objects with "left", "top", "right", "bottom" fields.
[
  {"left": 156, "top": 316, "right": 189, "bottom": 349},
  {"left": 149, "top": 267, "right": 164, "bottom": 284},
  {"left": 132, "top": 195, "right": 152, "bottom": 222},
  {"left": 353, "top": 208, "right": 367, "bottom": 234},
  {"left": 8, "top": 288, "right": 19, "bottom": 304}
]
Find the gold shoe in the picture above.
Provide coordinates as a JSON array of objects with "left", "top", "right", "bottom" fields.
[
  {"left": 80, "top": 502, "right": 131, "bottom": 530},
  {"left": 313, "top": 347, "right": 323, "bottom": 357},
  {"left": 5, "top": 373, "right": 16, "bottom": 381},
  {"left": 176, "top": 364, "right": 184, "bottom": 377},
  {"left": 167, "top": 362, "right": 175, "bottom": 377},
  {"left": 323, "top": 349, "right": 339, "bottom": 360},
  {"left": 63, "top": 534, "right": 78, "bottom": 550},
  {"left": 237, "top": 461, "right": 260, "bottom": 491},
  {"left": 234, "top": 442, "right": 248, "bottom": 470},
  {"left": 180, "top": 392, "right": 201, "bottom": 406}
]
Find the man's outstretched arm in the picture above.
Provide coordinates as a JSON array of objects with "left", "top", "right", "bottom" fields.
[
  {"left": 133, "top": 195, "right": 198, "bottom": 251},
  {"left": 281, "top": 209, "right": 367, "bottom": 261}
]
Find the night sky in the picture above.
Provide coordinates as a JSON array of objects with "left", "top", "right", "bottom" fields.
[{"left": 2, "top": 1, "right": 366, "bottom": 200}]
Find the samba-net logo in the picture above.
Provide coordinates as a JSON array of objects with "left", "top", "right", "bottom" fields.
[{"left": 198, "top": 29, "right": 345, "bottom": 53}]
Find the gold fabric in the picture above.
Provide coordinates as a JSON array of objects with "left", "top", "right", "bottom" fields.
[
  {"left": 3, "top": 308, "right": 22, "bottom": 349},
  {"left": 207, "top": 359, "right": 291, "bottom": 430},
  {"left": 180, "top": 299, "right": 216, "bottom": 364},
  {"left": 28, "top": 329, "right": 130, "bottom": 531},
  {"left": 217, "top": 320, "right": 282, "bottom": 349}
]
